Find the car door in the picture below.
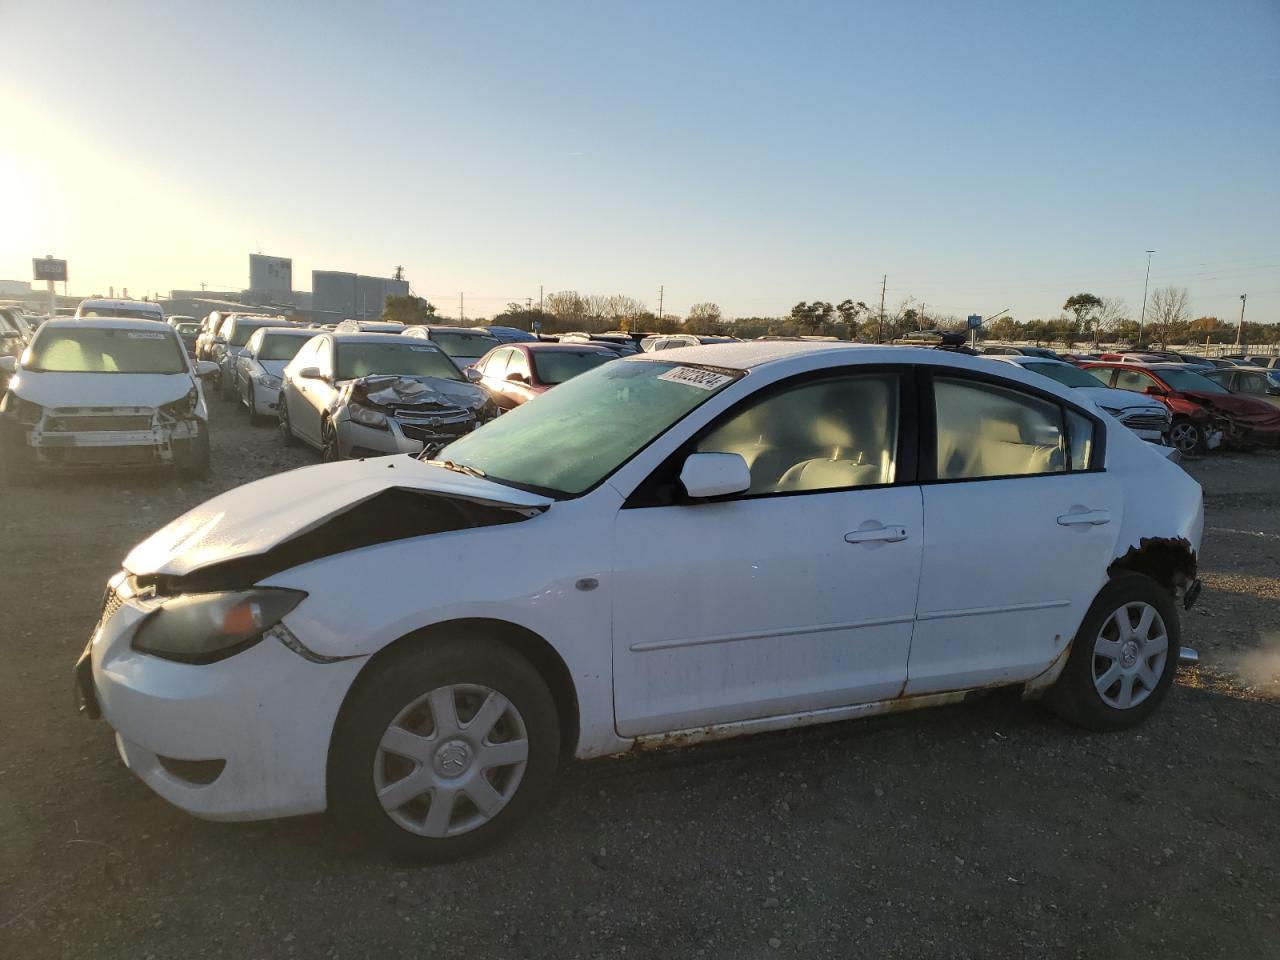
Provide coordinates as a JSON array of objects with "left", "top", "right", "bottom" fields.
[
  {"left": 611, "top": 368, "right": 923, "bottom": 737},
  {"left": 503, "top": 349, "right": 538, "bottom": 406},
  {"left": 478, "top": 348, "right": 515, "bottom": 407},
  {"left": 907, "top": 371, "right": 1121, "bottom": 695},
  {"left": 295, "top": 338, "right": 338, "bottom": 444}
]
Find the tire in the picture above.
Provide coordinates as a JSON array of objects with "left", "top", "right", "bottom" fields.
[
  {"left": 1047, "top": 573, "right": 1181, "bottom": 732},
  {"left": 175, "top": 424, "right": 211, "bottom": 480},
  {"left": 246, "top": 384, "right": 268, "bottom": 426},
  {"left": 1169, "top": 418, "right": 1204, "bottom": 455},
  {"left": 321, "top": 418, "right": 341, "bottom": 462},
  {"left": 219, "top": 368, "right": 237, "bottom": 402},
  {"left": 329, "top": 636, "right": 561, "bottom": 863},
  {"left": 278, "top": 397, "right": 298, "bottom": 447}
]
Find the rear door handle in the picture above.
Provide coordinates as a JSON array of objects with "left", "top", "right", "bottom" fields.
[
  {"left": 1057, "top": 509, "right": 1111, "bottom": 526},
  {"left": 845, "top": 525, "right": 909, "bottom": 544}
]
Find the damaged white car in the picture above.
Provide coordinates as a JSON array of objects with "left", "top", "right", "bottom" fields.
[
  {"left": 77, "top": 342, "right": 1203, "bottom": 861},
  {"left": 277, "top": 331, "right": 496, "bottom": 460},
  {"left": 1, "top": 318, "right": 214, "bottom": 481}
]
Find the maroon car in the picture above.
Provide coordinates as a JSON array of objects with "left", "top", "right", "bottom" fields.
[
  {"left": 472, "top": 342, "right": 616, "bottom": 409},
  {"left": 1083, "top": 362, "right": 1280, "bottom": 453}
]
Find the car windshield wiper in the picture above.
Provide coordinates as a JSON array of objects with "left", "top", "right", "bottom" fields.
[{"left": 425, "top": 458, "right": 486, "bottom": 479}]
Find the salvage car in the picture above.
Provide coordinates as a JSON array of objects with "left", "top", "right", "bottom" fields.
[
  {"left": 0, "top": 318, "right": 215, "bottom": 481},
  {"left": 1200, "top": 366, "right": 1280, "bottom": 408},
  {"left": 235, "top": 327, "right": 318, "bottom": 424},
  {"left": 402, "top": 325, "right": 502, "bottom": 368},
  {"left": 77, "top": 342, "right": 1203, "bottom": 861},
  {"left": 334, "top": 320, "right": 406, "bottom": 335},
  {"left": 986, "top": 356, "right": 1172, "bottom": 448},
  {"left": 277, "top": 331, "right": 495, "bottom": 460},
  {"left": 211, "top": 315, "right": 294, "bottom": 401},
  {"left": 472, "top": 341, "right": 616, "bottom": 409},
  {"left": 1083, "top": 361, "right": 1280, "bottom": 452},
  {"left": 75, "top": 297, "right": 165, "bottom": 323}
]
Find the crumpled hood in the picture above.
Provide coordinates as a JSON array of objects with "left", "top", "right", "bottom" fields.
[
  {"left": 1072, "top": 385, "right": 1166, "bottom": 415},
  {"left": 10, "top": 370, "right": 194, "bottom": 410},
  {"left": 1186, "top": 391, "right": 1280, "bottom": 423},
  {"left": 124, "top": 457, "right": 551, "bottom": 577},
  {"left": 349, "top": 374, "right": 488, "bottom": 411}
]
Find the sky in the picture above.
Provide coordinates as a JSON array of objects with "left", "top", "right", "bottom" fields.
[{"left": 2, "top": 0, "right": 1278, "bottom": 324}]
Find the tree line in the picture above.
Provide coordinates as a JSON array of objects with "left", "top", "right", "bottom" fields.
[{"left": 383, "top": 286, "right": 1279, "bottom": 346}]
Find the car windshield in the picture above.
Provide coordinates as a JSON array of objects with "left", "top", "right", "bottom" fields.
[
  {"left": 259, "top": 334, "right": 312, "bottom": 361},
  {"left": 428, "top": 331, "right": 501, "bottom": 358},
  {"left": 25, "top": 327, "right": 186, "bottom": 374},
  {"left": 1023, "top": 361, "right": 1100, "bottom": 388},
  {"left": 336, "top": 342, "right": 463, "bottom": 381},
  {"left": 78, "top": 306, "right": 163, "bottom": 320},
  {"left": 1158, "top": 368, "right": 1229, "bottom": 394},
  {"left": 230, "top": 321, "right": 283, "bottom": 346},
  {"left": 439, "top": 359, "right": 744, "bottom": 496},
  {"left": 531, "top": 349, "right": 615, "bottom": 385}
]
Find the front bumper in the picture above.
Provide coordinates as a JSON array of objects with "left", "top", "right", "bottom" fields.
[
  {"left": 250, "top": 381, "right": 282, "bottom": 416},
  {"left": 15, "top": 410, "right": 202, "bottom": 470},
  {"left": 81, "top": 595, "right": 365, "bottom": 820},
  {"left": 335, "top": 412, "right": 479, "bottom": 459}
]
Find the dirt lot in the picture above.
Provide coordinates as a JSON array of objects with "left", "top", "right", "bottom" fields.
[{"left": 1, "top": 402, "right": 1277, "bottom": 960}]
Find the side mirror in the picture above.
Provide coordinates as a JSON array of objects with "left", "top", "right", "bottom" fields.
[
  {"left": 679, "top": 452, "right": 751, "bottom": 500},
  {"left": 464, "top": 367, "right": 482, "bottom": 383},
  {"left": 505, "top": 372, "right": 529, "bottom": 384},
  {"left": 297, "top": 366, "right": 324, "bottom": 381},
  {"left": 195, "top": 360, "right": 219, "bottom": 378}
]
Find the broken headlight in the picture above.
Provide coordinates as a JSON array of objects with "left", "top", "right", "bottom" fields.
[
  {"left": 348, "top": 402, "right": 389, "bottom": 429},
  {"left": 256, "top": 373, "right": 282, "bottom": 389},
  {"left": 131, "top": 588, "right": 307, "bottom": 664},
  {"left": 159, "top": 387, "right": 199, "bottom": 418},
  {"left": 0, "top": 393, "right": 42, "bottom": 425}
]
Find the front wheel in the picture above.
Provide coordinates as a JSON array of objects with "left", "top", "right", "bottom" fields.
[
  {"left": 1169, "top": 418, "right": 1204, "bottom": 455},
  {"left": 174, "top": 424, "right": 211, "bottom": 480},
  {"left": 246, "top": 384, "right": 268, "bottom": 426},
  {"left": 278, "top": 397, "right": 297, "bottom": 447},
  {"left": 329, "top": 637, "right": 561, "bottom": 863},
  {"left": 320, "top": 418, "right": 341, "bottom": 462},
  {"left": 1048, "top": 573, "right": 1180, "bottom": 732}
]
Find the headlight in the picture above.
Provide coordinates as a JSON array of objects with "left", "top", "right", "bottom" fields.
[
  {"left": 160, "top": 387, "right": 199, "bottom": 418},
  {"left": 256, "top": 374, "right": 282, "bottom": 389},
  {"left": 131, "top": 588, "right": 307, "bottom": 664},
  {"left": 0, "top": 392, "right": 42, "bottom": 424},
  {"left": 348, "top": 402, "right": 388, "bottom": 429}
]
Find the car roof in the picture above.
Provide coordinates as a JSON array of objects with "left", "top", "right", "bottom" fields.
[
  {"left": 39, "top": 317, "right": 174, "bottom": 332},
  {"left": 330, "top": 332, "right": 443, "bottom": 347},
  {"left": 515, "top": 341, "right": 616, "bottom": 352},
  {"left": 257, "top": 326, "right": 317, "bottom": 337},
  {"left": 77, "top": 298, "right": 162, "bottom": 309},
  {"left": 620, "top": 340, "right": 1019, "bottom": 373},
  {"left": 424, "top": 325, "right": 493, "bottom": 334}
]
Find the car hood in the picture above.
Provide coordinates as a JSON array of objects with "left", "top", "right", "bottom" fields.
[
  {"left": 257, "top": 359, "right": 290, "bottom": 378},
  {"left": 1185, "top": 391, "right": 1280, "bottom": 421},
  {"left": 1072, "top": 386, "right": 1166, "bottom": 414},
  {"left": 346, "top": 374, "right": 489, "bottom": 411},
  {"left": 10, "top": 370, "right": 194, "bottom": 409},
  {"left": 123, "top": 456, "right": 551, "bottom": 578}
]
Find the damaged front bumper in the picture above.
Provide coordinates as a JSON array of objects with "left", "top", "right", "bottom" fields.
[
  {"left": 79, "top": 589, "right": 365, "bottom": 820},
  {"left": 19, "top": 408, "right": 202, "bottom": 470}
]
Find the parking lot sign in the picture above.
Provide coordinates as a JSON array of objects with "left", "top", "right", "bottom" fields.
[
  {"left": 967, "top": 314, "right": 982, "bottom": 330},
  {"left": 33, "top": 257, "right": 68, "bottom": 282}
]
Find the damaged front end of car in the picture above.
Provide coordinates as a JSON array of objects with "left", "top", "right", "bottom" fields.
[{"left": 337, "top": 375, "right": 497, "bottom": 459}]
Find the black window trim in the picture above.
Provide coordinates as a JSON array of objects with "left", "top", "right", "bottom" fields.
[
  {"left": 624, "top": 363, "right": 919, "bottom": 509},
  {"left": 918, "top": 366, "right": 1107, "bottom": 486}
]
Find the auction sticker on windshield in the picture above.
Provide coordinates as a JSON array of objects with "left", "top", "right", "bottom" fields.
[
  {"left": 127, "top": 332, "right": 167, "bottom": 340},
  {"left": 657, "top": 366, "right": 735, "bottom": 390}
]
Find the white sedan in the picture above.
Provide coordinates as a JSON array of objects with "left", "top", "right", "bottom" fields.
[{"left": 76, "top": 343, "right": 1204, "bottom": 861}]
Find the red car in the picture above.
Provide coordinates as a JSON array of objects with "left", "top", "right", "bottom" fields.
[
  {"left": 472, "top": 341, "right": 616, "bottom": 409},
  {"left": 1082, "top": 362, "right": 1280, "bottom": 453}
]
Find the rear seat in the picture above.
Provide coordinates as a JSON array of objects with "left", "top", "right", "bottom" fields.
[{"left": 937, "top": 423, "right": 1064, "bottom": 479}]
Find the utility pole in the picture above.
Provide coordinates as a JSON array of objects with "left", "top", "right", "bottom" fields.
[
  {"left": 393, "top": 265, "right": 404, "bottom": 282},
  {"left": 1237, "top": 293, "right": 1247, "bottom": 346},
  {"left": 539, "top": 284, "right": 543, "bottom": 313},
  {"left": 1138, "top": 250, "right": 1155, "bottom": 345},
  {"left": 526, "top": 297, "right": 532, "bottom": 312},
  {"left": 878, "top": 274, "right": 886, "bottom": 342},
  {"left": 460, "top": 292, "right": 465, "bottom": 323},
  {"left": 657, "top": 285, "right": 664, "bottom": 324}
]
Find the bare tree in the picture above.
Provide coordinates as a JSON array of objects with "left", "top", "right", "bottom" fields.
[
  {"left": 1147, "top": 286, "right": 1191, "bottom": 346},
  {"left": 544, "top": 291, "right": 587, "bottom": 329},
  {"left": 1096, "top": 297, "right": 1130, "bottom": 339},
  {"left": 685, "top": 302, "right": 723, "bottom": 334}
]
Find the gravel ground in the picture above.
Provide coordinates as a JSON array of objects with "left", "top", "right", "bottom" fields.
[{"left": 1, "top": 402, "right": 1277, "bottom": 960}]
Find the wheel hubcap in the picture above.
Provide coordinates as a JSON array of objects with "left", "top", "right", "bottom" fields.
[
  {"left": 1092, "top": 601, "right": 1169, "bottom": 709},
  {"left": 373, "top": 683, "right": 529, "bottom": 838},
  {"left": 1171, "top": 423, "right": 1197, "bottom": 452}
]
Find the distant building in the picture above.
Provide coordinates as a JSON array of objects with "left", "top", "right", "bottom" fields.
[
  {"left": 312, "top": 270, "right": 409, "bottom": 323},
  {"left": 249, "top": 254, "right": 293, "bottom": 298},
  {"left": 0, "top": 280, "right": 32, "bottom": 296}
]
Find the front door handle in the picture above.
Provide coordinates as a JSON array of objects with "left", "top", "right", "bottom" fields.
[
  {"left": 845, "top": 525, "right": 909, "bottom": 544},
  {"left": 1057, "top": 509, "right": 1111, "bottom": 526}
]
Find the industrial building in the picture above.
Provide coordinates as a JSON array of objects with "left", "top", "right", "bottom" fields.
[
  {"left": 312, "top": 270, "right": 409, "bottom": 324},
  {"left": 248, "top": 254, "right": 293, "bottom": 299}
]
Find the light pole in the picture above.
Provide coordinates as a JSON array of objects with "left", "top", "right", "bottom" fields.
[
  {"left": 1236, "top": 294, "right": 1247, "bottom": 346},
  {"left": 1137, "top": 250, "right": 1155, "bottom": 346}
]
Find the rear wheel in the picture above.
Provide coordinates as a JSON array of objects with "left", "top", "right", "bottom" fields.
[
  {"left": 1048, "top": 574, "right": 1180, "bottom": 732},
  {"left": 329, "top": 637, "right": 561, "bottom": 863},
  {"left": 1169, "top": 418, "right": 1204, "bottom": 455}
]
